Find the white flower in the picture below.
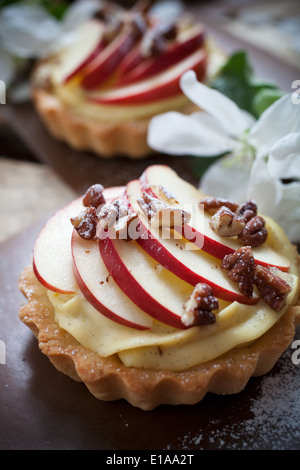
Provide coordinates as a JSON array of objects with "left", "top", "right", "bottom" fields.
[{"left": 147, "top": 70, "right": 300, "bottom": 242}]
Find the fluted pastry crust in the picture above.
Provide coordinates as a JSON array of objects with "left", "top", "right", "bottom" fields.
[
  {"left": 32, "top": 85, "right": 197, "bottom": 159},
  {"left": 19, "top": 263, "right": 300, "bottom": 411}
]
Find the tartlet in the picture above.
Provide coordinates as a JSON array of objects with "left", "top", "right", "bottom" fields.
[
  {"left": 31, "top": 1, "right": 224, "bottom": 158},
  {"left": 19, "top": 165, "right": 300, "bottom": 410}
]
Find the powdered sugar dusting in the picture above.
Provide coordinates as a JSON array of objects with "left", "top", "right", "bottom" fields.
[{"left": 173, "top": 341, "right": 300, "bottom": 450}]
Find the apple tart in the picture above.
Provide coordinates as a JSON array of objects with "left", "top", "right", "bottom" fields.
[
  {"left": 31, "top": 1, "right": 224, "bottom": 158},
  {"left": 19, "top": 166, "right": 300, "bottom": 410}
]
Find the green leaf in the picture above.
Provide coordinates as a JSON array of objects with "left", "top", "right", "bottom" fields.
[
  {"left": 209, "top": 50, "right": 282, "bottom": 118},
  {"left": 252, "top": 87, "right": 285, "bottom": 116}
]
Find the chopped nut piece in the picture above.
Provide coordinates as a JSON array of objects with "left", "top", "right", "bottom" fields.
[
  {"left": 221, "top": 246, "right": 255, "bottom": 298},
  {"left": 82, "top": 184, "right": 105, "bottom": 208},
  {"left": 157, "top": 21, "right": 178, "bottom": 40},
  {"left": 97, "top": 198, "right": 138, "bottom": 240},
  {"left": 254, "top": 265, "right": 292, "bottom": 311},
  {"left": 157, "top": 185, "right": 179, "bottom": 205},
  {"left": 130, "top": 12, "right": 148, "bottom": 39},
  {"left": 199, "top": 197, "right": 239, "bottom": 215},
  {"left": 137, "top": 191, "right": 190, "bottom": 228},
  {"left": 141, "top": 30, "right": 166, "bottom": 57},
  {"left": 209, "top": 206, "right": 245, "bottom": 237},
  {"left": 70, "top": 207, "right": 98, "bottom": 240},
  {"left": 237, "top": 200, "right": 257, "bottom": 222},
  {"left": 182, "top": 283, "right": 219, "bottom": 327},
  {"left": 238, "top": 215, "right": 268, "bottom": 248}
]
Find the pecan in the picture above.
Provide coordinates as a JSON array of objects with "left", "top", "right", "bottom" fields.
[
  {"left": 237, "top": 200, "right": 257, "bottom": 222},
  {"left": 156, "top": 21, "right": 178, "bottom": 40},
  {"left": 199, "top": 197, "right": 239, "bottom": 215},
  {"left": 182, "top": 283, "right": 219, "bottom": 327},
  {"left": 97, "top": 198, "right": 138, "bottom": 240},
  {"left": 137, "top": 191, "right": 190, "bottom": 228},
  {"left": 141, "top": 30, "right": 166, "bottom": 57},
  {"left": 254, "top": 265, "right": 292, "bottom": 311},
  {"left": 103, "top": 18, "right": 123, "bottom": 43},
  {"left": 209, "top": 206, "right": 245, "bottom": 237},
  {"left": 82, "top": 184, "right": 105, "bottom": 208},
  {"left": 130, "top": 12, "right": 148, "bottom": 39},
  {"left": 157, "top": 185, "right": 179, "bottom": 205},
  {"left": 221, "top": 246, "right": 255, "bottom": 298},
  {"left": 238, "top": 215, "right": 268, "bottom": 248},
  {"left": 70, "top": 207, "right": 98, "bottom": 240}
]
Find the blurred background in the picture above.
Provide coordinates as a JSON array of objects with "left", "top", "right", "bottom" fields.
[{"left": 0, "top": 0, "right": 299, "bottom": 243}]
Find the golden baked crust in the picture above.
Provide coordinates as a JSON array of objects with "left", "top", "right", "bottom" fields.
[
  {"left": 19, "top": 263, "right": 300, "bottom": 411},
  {"left": 32, "top": 88, "right": 153, "bottom": 159}
]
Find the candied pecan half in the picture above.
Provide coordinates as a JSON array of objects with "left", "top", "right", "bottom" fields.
[
  {"left": 209, "top": 206, "right": 245, "bottom": 237},
  {"left": 221, "top": 246, "right": 255, "bottom": 298},
  {"left": 199, "top": 197, "right": 239, "bottom": 215},
  {"left": 70, "top": 207, "right": 98, "bottom": 240},
  {"left": 182, "top": 283, "right": 219, "bottom": 327},
  {"left": 254, "top": 265, "right": 292, "bottom": 311},
  {"left": 238, "top": 215, "right": 268, "bottom": 248},
  {"left": 237, "top": 200, "right": 257, "bottom": 222},
  {"left": 82, "top": 184, "right": 105, "bottom": 208},
  {"left": 137, "top": 191, "right": 190, "bottom": 228},
  {"left": 97, "top": 198, "right": 138, "bottom": 240}
]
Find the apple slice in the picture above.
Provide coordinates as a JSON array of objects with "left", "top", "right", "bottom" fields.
[
  {"left": 126, "top": 179, "right": 258, "bottom": 305},
  {"left": 51, "top": 20, "right": 105, "bottom": 84},
  {"left": 100, "top": 235, "right": 212, "bottom": 330},
  {"left": 140, "top": 165, "right": 291, "bottom": 272},
  {"left": 117, "top": 25, "right": 205, "bottom": 86},
  {"left": 80, "top": 26, "right": 140, "bottom": 90},
  {"left": 87, "top": 48, "right": 207, "bottom": 105},
  {"left": 71, "top": 230, "right": 152, "bottom": 330},
  {"left": 33, "top": 186, "right": 124, "bottom": 294}
]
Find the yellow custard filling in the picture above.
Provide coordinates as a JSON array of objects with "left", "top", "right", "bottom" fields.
[{"left": 47, "top": 213, "right": 299, "bottom": 372}]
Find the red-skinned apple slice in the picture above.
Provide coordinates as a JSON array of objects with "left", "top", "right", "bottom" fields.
[
  {"left": 52, "top": 20, "right": 105, "bottom": 84},
  {"left": 80, "top": 26, "right": 141, "bottom": 90},
  {"left": 87, "top": 48, "right": 207, "bottom": 105},
  {"left": 71, "top": 230, "right": 152, "bottom": 330},
  {"left": 117, "top": 25, "right": 205, "bottom": 85},
  {"left": 32, "top": 186, "right": 124, "bottom": 294},
  {"left": 140, "top": 165, "right": 291, "bottom": 272},
  {"left": 126, "top": 179, "right": 258, "bottom": 305},
  {"left": 99, "top": 236, "right": 193, "bottom": 329}
]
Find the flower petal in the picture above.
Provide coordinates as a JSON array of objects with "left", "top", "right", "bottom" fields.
[
  {"left": 61, "top": 0, "right": 101, "bottom": 32},
  {"left": 275, "top": 182, "right": 300, "bottom": 242},
  {"left": 249, "top": 94, "right": 300, "bottom": 158},
  {"left": 0, "top": 5, "right": 60, "bottom": 58},
  {"left": 180, "top": 70, "right": 254, "bottom": 138},
  {"left": 247, "top": 158, "right": 282, "bottom": 214},
  {"left": 147, "top": 111, "right": 234, "bottom": 156},
  {"left": 267, "top": 133, "right": 300, "bottom": 180},
  {"left": 0, "top": 47, "right": 15, "bottom": 86},
  {"left": 199, "top": 154, "right": 250, "bottom": 201}
]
